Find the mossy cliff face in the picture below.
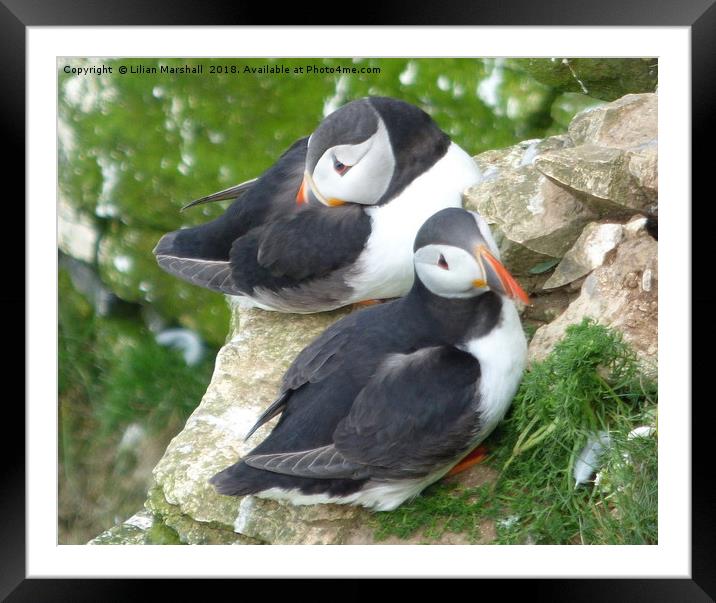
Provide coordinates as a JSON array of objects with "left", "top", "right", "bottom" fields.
[
  {"left": 91, "top": 92, "right": 658, "bottom": 545},
  {"left": 507, "top": 58, "right": 658, "bottom": 101}
]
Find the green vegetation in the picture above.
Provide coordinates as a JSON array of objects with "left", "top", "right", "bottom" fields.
[
  {"left": 59, "top": 268, "right": 218, "bottom": 543},
  {"left": 374, "top": 319, "right": 657, "bottom": 544},
  {"left": 373, "top": 481, "right": 498, "bottom": 543}
]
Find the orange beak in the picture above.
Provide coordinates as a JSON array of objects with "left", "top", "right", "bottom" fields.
[
  {"left": 297, "top": 171, "right": 346, "bottom": 207},
  {"left": 477, "top": 245, "right": 531, "bottom": 305},
  {"left": 296, "top": 176, "right": 308, "bottom": 206}
]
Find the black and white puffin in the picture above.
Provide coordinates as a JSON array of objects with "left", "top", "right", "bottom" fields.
[
  {"left": 210, "top": 208, "right": 529, "bottom": 511},
  {"left": 154, "top": 97, "right": 482, "bottom": 313}
]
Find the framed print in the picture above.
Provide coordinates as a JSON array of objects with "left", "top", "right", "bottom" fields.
[{"left": 8, "top": 0, "right": 713, "bottom": 599}]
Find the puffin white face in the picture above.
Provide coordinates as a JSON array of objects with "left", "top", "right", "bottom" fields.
[
  {"left": 413, "top": 208, "right": 531, "bottom": 303},
  {"left": 304, "top": 119, "right": 395, "bottom": 207},
  {"left": 414, "top": 244, "right": 489, "bottom": 299}
]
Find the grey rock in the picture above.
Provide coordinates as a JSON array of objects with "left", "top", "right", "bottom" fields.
[
  {"left": 568, "top": 93, "right": 657, "bottom": 149},
  {"left": 88, "top": 509, "right": 183, "bottom": 545},
  {"left": 466, "top": 164, "right": 596, "bottom": 274},
  {"left": 472, "top": 135, "right": 572, "bottom": 177},
  {"left": 534, "top": 144, "right": 656, "bottom": 215},
  {"left": 522, "top": 288, "right": 576, "bottom": 324},
  {"left": 543, "top": 222, "right": 624, "bottom": 289},
  {"left": 535, "top": 94, "right": 658, "bottom": 216},
  {"left": 529, "top": 232, "right": 658, "bottom": 374}
]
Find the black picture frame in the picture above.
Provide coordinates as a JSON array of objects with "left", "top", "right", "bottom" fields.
[{"left": 9, "top": 0, "right": 711, "bottom": 599}]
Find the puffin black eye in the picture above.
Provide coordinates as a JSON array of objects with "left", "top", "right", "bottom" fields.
[
  {"left": 333, "top": 157, "right": 350, "bottom": 176},
  {"left": 437, "top": 254, "right": 449, "bottom": 270}
]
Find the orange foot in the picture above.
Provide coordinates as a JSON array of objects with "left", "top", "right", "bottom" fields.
[
  {"left": 351, "top": 299, "right": 382, "bottom": 310},
  {"left": 446, "top": 444, "right": 490, "bottom": 477}
]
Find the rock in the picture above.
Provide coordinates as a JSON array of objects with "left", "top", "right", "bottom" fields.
[
  {"left": 568, "top": 94, "right": 657, "bottom": 149},
  {"left": 522, "top": 288, "right": 576, "bottom": 324},
  {"left": 466, "top": 161, "right": 596, "bottom": 274},
  {"left": 528, "top": 231, "right": 657, "bottom": 374},
  {"left": 234, "top": 495, "right": 373, "bottom": 545},
  {"left": 472, "top": 135, "right": 572, "bottom": 177},
  {"left": 534, "top": 144, "right": 656, "bottom": 215},
  {"left": 508, "top": 59, "right": 658, "bottom": 101},
  {"left": 624, "top": 214, "right": 649, "bottom": 237},
  {"left": 466, "top": 94, "right": 657, "bottom": 280},
  {"left": 89, "top": 509, "right": 182, "bottom": 545},
  {"left": 543, "top": 222, "right": 624, "bottom": 289},
  {"left": 534, "top": 94, "right": 658, "bottom": 216}
]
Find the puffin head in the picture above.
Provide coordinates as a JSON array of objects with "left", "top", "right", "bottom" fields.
[
  {"left": 297, "top": 97, "right": 449, "bottom": 207},
  {"left": 412, "top": 208, "right": 530, "bottom": 304}
]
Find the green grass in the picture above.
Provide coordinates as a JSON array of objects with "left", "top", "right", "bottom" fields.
[
  {"left": 59, "top": 268, "right": 219, "bottom": 543},
  {"left": 59, "top": 269, "right": 217, "bottom": 436},
  {"left": 373, "top": 319, "right": 658, "bottom": 545},
  {"left": 373, "top": 482, "right": 498, "bottom": 543}
]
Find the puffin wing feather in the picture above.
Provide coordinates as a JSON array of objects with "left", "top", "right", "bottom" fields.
[
  {"left": 243, "top": 315, "right": 364, "bottom": 438},
  {"left": 282, "top": 315, "right": 363, "bottom": 389},
  {"left": 252, "top": 203, "right": 371, "bottom": 281},
  {"left": 243, "top": 345, "right": 483, "bottom": 480},
  {"left": 180, "top": 178, "right": 259, "bottom": 211},
  {"left": 244, "top": 444, "right": 371, "bottom": 479}
]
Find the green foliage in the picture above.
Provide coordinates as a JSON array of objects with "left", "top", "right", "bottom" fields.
[
  {"left": 373, "top": 319, "right": 658, "bottom": 544},
  {"left": 493, "top": 321, "right": 657, "bottom": 544},
  {"left": 373, "top": 482, "right": 497, "bottom": 543},
  {"left": 97, "top": 328, "right": 213, "bottom": 435},
  {"left": 528, "top": 258, "right": 561, "bottom": 275},
  {"left": 59, "top": 269, "right": 216, "bottom": 436},
  {"left": 507, "top": 58, "right": 658, "bottom": 101},
  {"left": 59, "top": 268, "right": 218, "bottom": 542}
]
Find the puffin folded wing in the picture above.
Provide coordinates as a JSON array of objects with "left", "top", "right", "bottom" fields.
[
  {"left": 281, "top": 315, "right": 363, "bottom": 390},
  {"left": 333, "top": 346, "right": 483, "bottom": 477},
  {"left": 155, "top": 251, "right": 244, "bottom": 295},
  {"left": 244, "top": 445, "right": 373, "bottom": 480},
  {"left": 254, "top": 204, "right": 371, "bottom": 281},
  {"left": 243, "top": 316, "right": 367, "bottom": 441},
  {"left": 245, "top": 346, "right": 483, "bottom": 481}
]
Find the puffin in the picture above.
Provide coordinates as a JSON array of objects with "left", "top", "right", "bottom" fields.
[
  {"left": 210, "top": 208, "right": 530, "bottom": 511},
  {"left": 153, "top": 97, "right": 482, "bottom": 313}
]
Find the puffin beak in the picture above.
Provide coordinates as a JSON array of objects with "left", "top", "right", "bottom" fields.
[
  {"left": 296, "top": 176, "right": 308, "bottom": 206},
  {"left": 299, "top": 171, "right": 346, "bottom": 207},
  {"left": 476, "top": 245, "right": 531, "bottom": 305}
]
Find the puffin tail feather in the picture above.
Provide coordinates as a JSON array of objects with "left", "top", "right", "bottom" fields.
[
  {"left": 208, "top": 461, "right": 258, "bottom": 497},
  {"left": 153, "top": 230, "right": 244, "bottom": 295}
]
